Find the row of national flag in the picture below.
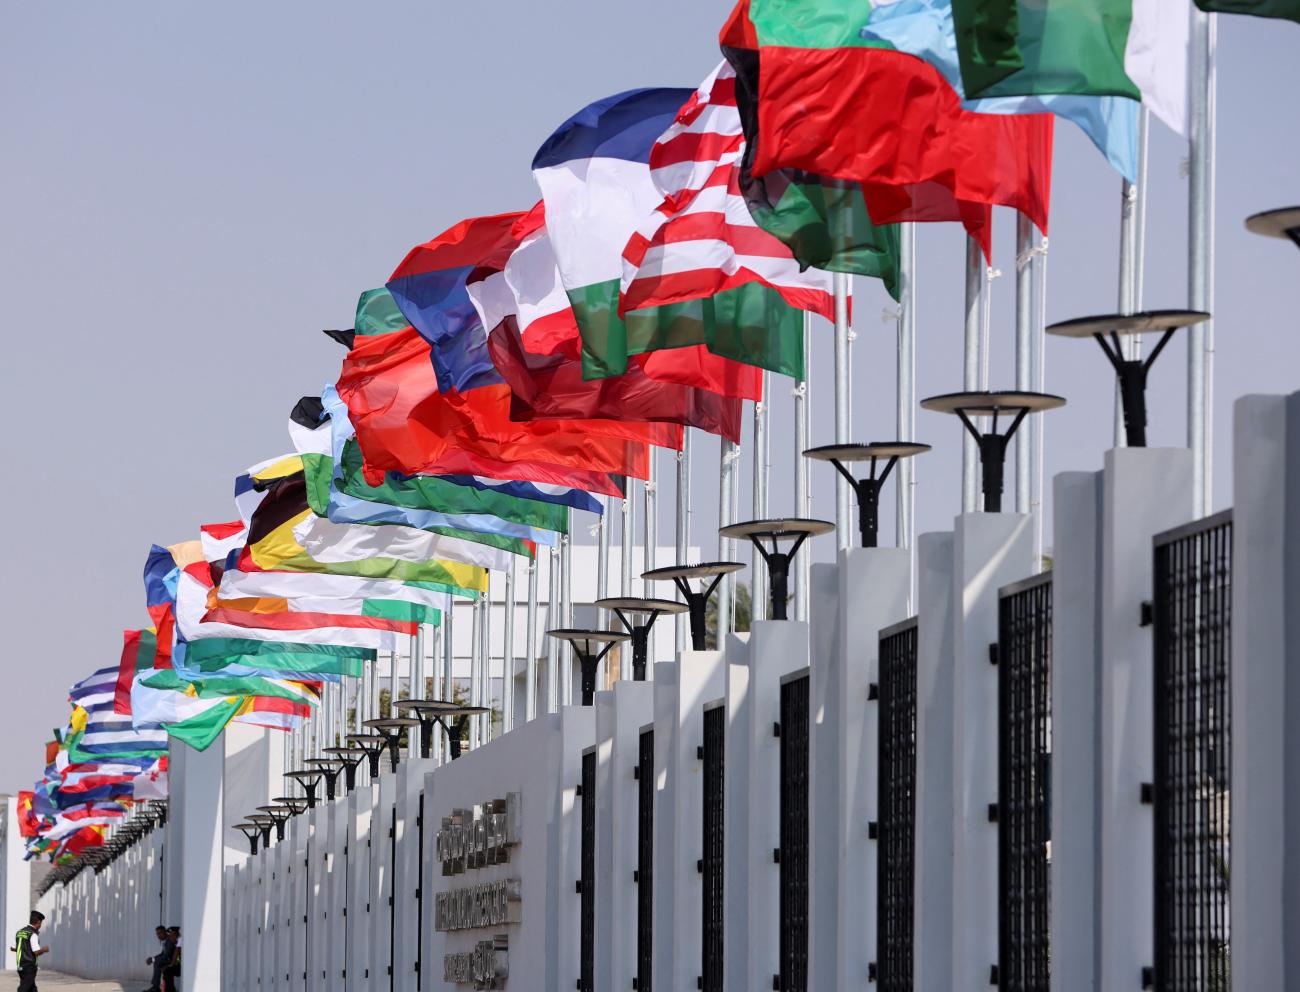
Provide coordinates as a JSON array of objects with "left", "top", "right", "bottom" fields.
[{"left": 22, "top": 0, "right": 1293, "bottom": 864}]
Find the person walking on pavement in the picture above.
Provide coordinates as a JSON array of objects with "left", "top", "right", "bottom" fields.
[
  {"left": 145, "top": 925, "right": 172, "bottom": 992},
  {"left": 12, "top": 910, "right": 49, "bottom": 992}
]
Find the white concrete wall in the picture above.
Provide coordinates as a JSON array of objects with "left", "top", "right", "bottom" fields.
[{"left": 0, "top": 798, "right": 31, "bottom": 972}]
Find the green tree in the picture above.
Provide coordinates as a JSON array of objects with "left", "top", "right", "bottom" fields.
[{"left": 704, "top": 582, "right": 752, "bottom": 648}]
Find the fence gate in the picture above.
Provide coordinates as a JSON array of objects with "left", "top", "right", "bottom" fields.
[
  {"left": 779, "top": 670, "right": 810, "bottom": 992},
  {"left": 580, "top": 748, "right": 597, "bottom": 992},
  {"left": 701, "top": 702, "right": 726, "bottom": 992},
  {"left": 1152, "top": 510, "right": 1232, "bottom": 992},
  {"left": 637, "top": 726, "right": 654, "bottom": 992},
  {"left": 997, "top": 573, "right": 1053, "bottom": 992},
  {"left": 876, "top": 618, "right": 918, "bottom": 992}
]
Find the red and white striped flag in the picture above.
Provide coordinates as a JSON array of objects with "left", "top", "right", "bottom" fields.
[{"left": 620, "top": 62, "right": 839, "bottom": 321}]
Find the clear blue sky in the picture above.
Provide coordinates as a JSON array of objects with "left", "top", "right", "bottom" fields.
[{"left": 2, "top": 2, "right": 1296, "bottom": 791}]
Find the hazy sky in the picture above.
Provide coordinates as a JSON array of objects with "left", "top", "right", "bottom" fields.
[{"left": 2, "top": 3, "right": 1296, "bottom": 793}]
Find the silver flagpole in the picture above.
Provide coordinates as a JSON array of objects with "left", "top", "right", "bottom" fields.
[
  {"left": 387, "top": 649, "right": 398, "bottom": 724},
  {"left": 596, "top": 496, "right": 610, "bottom": 628},
  {"left": 643, "top": 453, "right": 657, "bottom": 670},
  {"left": 546, "top": 547, "right": 560, "bottom": 712},
  {"left": 1015, "top": 215, "right": 1034, "bottom": 512},
  {"left": 525, "top": 555, "right": 539, "bottom": 722},
  {"left": 962, "top": 237, "right": 983, "bottom": 512},
  {"left": 1032, "top": 235, "right": 1050, "bottom": 568},
  {"left": 1116, "top": 111, "right": 1151, "bottom": 446},
  {"left": 355, "top": 665, "right": 365, "bottom": 737},
  {"left": 502, "top": 559, "right": 515, "bottom": 735},
  {"left": 832, "top": 271, "right": 853, "bottom": 549},
  {"left": 560, "top": 531, "right": 572, "bottom": 700},
  {"left": 674, "top": 432, "right": 692, "bottom": 650},
  {"left": 407, "top": 631, "right": 421, "bottom": 760},
  {"left": 469, "top": 595, "right": 483, "bottom": 749},
  {"left": 480, "top": 587, "right": 492, "bottom": 743},
  {"left": 751, "top": 374, "right": 770, "bottom": 621},
  {"left": 620, "top": 492, "right": 635, "bottom": 596},
  {"left": 785, "top": 314, "right": 806, "bottom": 621},
  {"left": 717, "top": 438, "right": 738, "bottom": 640},
  {"left": 897, "top": 224, "right": 917, "bottom": 597},
  {"left": 794, "top": 314, "right": 811, "bottom": 621},
  {"left": 441, "top": 602, "right": 454, "bottom": 762},
  {"left": 1189, "top": 7, "right": 1217, "bottom": 516}
]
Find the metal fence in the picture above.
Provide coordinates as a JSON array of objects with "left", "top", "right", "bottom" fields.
[
  {"left": 580, "top": 749, "right": 596, "bottom": 992},
  {"left": 637, "top": 727, "right": 654, "bottom": 992},
  {"left": 876, "top": 617, "right": 918, "bottom": 992},
  {"left": 779, "top": 671, "right": 810, "bottom": 992},
  {"left": 997, "top": 573, "right": 1053, "bottom": 992},
  {"left": 1152, "top": 510, "right": 1233, "bottom": 992},
  {"left": 702, "top": 703, "right": 726, "bottom": 992}
]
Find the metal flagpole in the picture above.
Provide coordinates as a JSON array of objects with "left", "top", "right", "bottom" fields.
[
  {"left": 546, "top": 547, "right": 560, "bottom": 712},
  {"left": 674, "top": 433, "right": 692, "bottom": 650},
  {"left": 480, "top": 587, "right": 492, "bottom": 743},
  {"left": 620, "top": 492, "right": 635, "bottom": 596},
  {"left": 643, "top": 453, "right": 658, "bottom": 671},
  {"left": 1189, "top": 7, "right": 1217, "bottom": 516},
  {"left": 355, "top": 666, "right": 365, "bottom": 737},
  {"left": 469, "top": 595, "right": 483, "bottom": 749},
  {"left": 794, "top": 314, "right": 811, "bottom": 621},
  {"left": 833, "top": 271, "right": 853, "bottom": 549},
  {"left": 751, "top": 374, "right": 770, "bottom": 621},
  {"left": 502, "top": 559, "right": 515, "bottom": 735},
  {"left": 962, "top": 237, "right": 983, "bottom": 512},
  {"left": 525, "top": 555, "right": 539, "bottom": 722},
  {"left": 596, "top": 495, "right": 610, "bottom": 626},
  {"left": 441, "top": 602, "right": 454, "bottom": 761},
  {"left": 1015, "top": 215, "right": 1034, "bottom": 512},
  {"left": 1032, "top": 234, "right": 1050, "bottom": 568},
  {"left": 560, "top": 532, "right": 572, "bottom": 701},
  {"left": 1116, "top": 111, "right": 1151, "bottom": 446},
  {"left": 717, "top": 438, "right": 738, "bottom": 640},
  {"left": 407, "top": 632, "right": 421, "bottom": 760},
  {"left": 897, "top": 224, "right": 917, "bottom": 597}
]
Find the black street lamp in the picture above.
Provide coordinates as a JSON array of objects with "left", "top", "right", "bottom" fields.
[
  {"left": 545, "top": 629, "right": 631, "bottom": 706},
  {"left": 920, "top": 391, "right": 1066, "bottom": 512},
  {"left": 392, "top": 700, "right": 489, "bottom": 760},
  {"left": 345, "top": 733, "right": 388, "bottom": 777},
  {"left": 641, "top": 563, "right": 746, "bottom": 651},
  {"left": 246, "top": 814, "right": 276, "bottom": 847},
  {"left": 717, "top": 519, "right": 835, "bottom": 621},
  {"left": 284, "top": 769, "right": 324, "bottom": 809},
  {"left": 234, "top": 822, "right": 261, "bottom": 855},
  {"left": 1045, "top": 311, "right": 1208, "bottom": 447},
  {"left": 593, "top": 598, "right": 689, "bottom": 680},
  {"left": 364, "top": 717, "right": 422, "bottom": 772},
  {"left": 1245, "top": 206, "right": 1300, "bottom": 248},
  {"left": 323, "top": 746, "right": 367, "bottom": 790},
  {"left": 304, "top": 757, "right": 347, "bottom": 801},
  {"left": 803, "top": 443, "right": 931, "bottom": 547}
]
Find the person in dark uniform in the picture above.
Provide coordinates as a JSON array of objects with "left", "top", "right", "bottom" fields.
[
  {"left": 12, "top": 910, "right": 49, "bottom": 992},
  {"left": 161, "top": 926, "right": 180, "bottom": 992},
  {"left": 145, "top": 925, "right": 172, "bottom": 992}
]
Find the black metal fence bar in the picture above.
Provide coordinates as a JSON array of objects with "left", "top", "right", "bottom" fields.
[
  {"left": 779, "top": 671, "right": 811, "bottom": 992},
  {"left": 637, "top": 727, "right": 654, "bottom": 992},
  {"left": 997, "top": 572, "right": 1053, "bottom": 992},
  {"left": 876, "top": 617, "right": 918, "bottom": 992},
  {"left": 1152, "top": 510, "right": 1232, "bottom": 992},
  {"left": 580, "top": 750, "right": 596, "bottom": 992},
  {"left": 702, "top": 704, "right": 726, "bottom": 992}
]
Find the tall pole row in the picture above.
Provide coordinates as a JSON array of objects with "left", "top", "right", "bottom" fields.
[
  {"left": 524, "top": 556, "right": 538, "bottom": 723},
  {"left": 717, "top": 438, "right": 738, "bottom": 641},
  {"left": 1015, "top": 214, "right": 1034, "bottom": 513},
  {"left": 560, "top": 531, "right": 572, "bottom": 701},
  {"left": 794, "top": 313, "right": 811, "bottom": 621},
  {"left": 502, "top": 558, "right": 515, "bottom": 735},
  {"left": 1117, "top": 111, "right": 1151, "bottom": 446}
]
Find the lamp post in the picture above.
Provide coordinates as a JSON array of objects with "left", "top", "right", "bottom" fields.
[
  {"left": 593, "top": 598, "right": 689, "bottom": 681},
  {"left": 544, "top": 630, "right": 631, "bottom": 706},
  {"left": 919, "top": 392, "right": 1066, "bottom": 512},
  {"left": 803, "top": 443, "right": 931, "bottom": 548},
  {"left": 717, "top": 519, "right": 835, "bottom": 621},
  {"left": 363, "top": 717, "right": 422, "bottom": 773},
  {"left": 641, "top": 562, "right": 746, "bottom": 651}
]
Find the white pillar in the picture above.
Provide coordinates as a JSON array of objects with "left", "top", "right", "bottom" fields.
[
  {"left": 913, "top": 531, "right": 955, "bottom": 992},
  {"left": 1, "top": 799, "right": 30, "bottom": 972},
  {"left": 1097, "top": 448, "right": 1194, "bottom": 989},
  {"left": 1049, "top": 470, "right": 1104, "bottom": 992},
  {"left": 1229, "top": 394, "right": 1300, "bottom": 988},
  {"left": 722, "top": 632, "right": 751, "bottom": 992},
  {"left": 176, "top": 739, "right": 225, "bottom": 992}
]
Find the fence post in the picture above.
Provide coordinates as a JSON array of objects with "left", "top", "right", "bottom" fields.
[
  {"left": 951, "top": 513, "right": 1034, "bottom": 990},
  {"left": 1230, "top": 394, "right": 1297, "bottom": 987},
  {"left": 913, "top": 531, "right": 955, "bottom": 992},
  {"left": 1049, "top": 470, "right": 1104, "bottom": 991},
  {"left": 1097, "top": 448, "right": 1193, "bottom": 990},
  {"left": 723, "top": 633, "right": 752, "bottom": 992}
]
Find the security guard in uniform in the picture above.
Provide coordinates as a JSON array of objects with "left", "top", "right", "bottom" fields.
[{"left": 13, "top": 910, "right": 49, "bottom": 992}]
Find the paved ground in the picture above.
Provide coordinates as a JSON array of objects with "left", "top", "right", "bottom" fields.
[{"left": 21, "top": 972, "right": 133, "bottom": 990}]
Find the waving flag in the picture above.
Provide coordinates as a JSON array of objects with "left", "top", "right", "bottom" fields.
[
  {"left": 114, "top": 628, "right": 162, "bottom": 716},
  {"left": 132, "top": 756, "right": 169, "bottom": 800},
  {"left": 1194, "top": 0, "right": 1300, "bottom": 19},
  {"left": 336, "top": 328, "right": 660, "bottom": 493},
  {"left": 862, "top": 0, "right": 1138, "bottom": 179},
  {"left": 948, "top": 0, "right": 1190, "bottom": 134},
  {"left": 533, "top": 86, "right": 821, "bottom": 381},
  {"left": 742, "top": 0, "right": 1054, "bottom": 236},
  {"left": 16, "top": 793, "right": 38, "bottom": 838},
  {"left": 619, "top": 62, "right": 840, "bottom": 315}
]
